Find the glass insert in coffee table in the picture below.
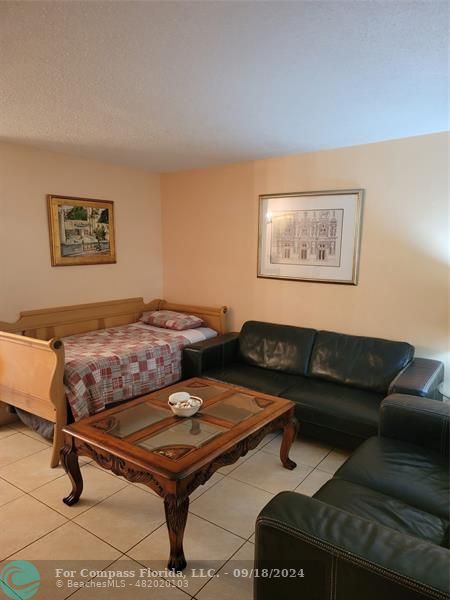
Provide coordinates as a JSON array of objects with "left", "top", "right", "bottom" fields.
[
  {"left": 201, "top": 391, "right": 273, "bottom": 423},
  {"left": 91, "top": 380, "right": 276, "bottom": 459},
  {"left": 92, "top": 403, "right": 171, "bottom": 438},
  {"left": 138, "top": 419, "right": 227, "bottom": 455},
  {"left": 61, "top": 377, "right": 298, "bottom": 572}
]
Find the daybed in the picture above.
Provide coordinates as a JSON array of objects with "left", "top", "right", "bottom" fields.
[
  {"left": 182, "top": 320, "right": 444, "bottom": 447},
  {"left": 254, "top": 395, "right": 450, "bottom": 600},
  {"left": 0, "top": 297, "right": 227, "bottom": 467}
]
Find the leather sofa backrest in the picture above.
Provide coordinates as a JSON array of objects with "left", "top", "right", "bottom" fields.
[
  {"left": 239, "top": 321, "right": 317, "bottom": 376},
  {"left": 309, "top": 331, "right": 414, "bottom": 392}
]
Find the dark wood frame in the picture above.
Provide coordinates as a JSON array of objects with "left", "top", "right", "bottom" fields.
[{"left": 60, "top": 378, "right": 298, "bottom": 570}]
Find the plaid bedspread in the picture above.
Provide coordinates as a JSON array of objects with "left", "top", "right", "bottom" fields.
[{"left": 63, "top": 324, "right": 190, "bottom": 420}]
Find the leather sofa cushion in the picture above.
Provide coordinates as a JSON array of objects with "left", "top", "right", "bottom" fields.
[
  {"left": 238, "top": 321, "right": 316, "bottom": 376},
  {"left": 335, "top": 437, "right": 450, "bottom": 520},
  {"left": 282, "top": 378, "right": 382, "bottom": 440},
  {"left": 309, "top": 330, "right": 414, "bottom": 393},
  {"left": 205, "top": 364, "right": 300, "bottom": 397},
  {"left": 314, "top": 479, "right": 449, "bottom": 547}
]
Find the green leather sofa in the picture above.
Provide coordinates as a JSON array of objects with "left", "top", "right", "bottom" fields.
[
  {"left": 183, "top": 320, "right": 444, "bottom": 447},
  {"left": 254, "top": 395, "right": 450, "bottom": 600}
]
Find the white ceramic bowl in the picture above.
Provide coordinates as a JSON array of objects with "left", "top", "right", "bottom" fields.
[{"left": 168, "top": 392, "right": 203, "bottom": 417}]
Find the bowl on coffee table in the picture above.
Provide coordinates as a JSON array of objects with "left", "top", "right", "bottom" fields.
[{"left": 168, "top": 392, "right": 203, "bottom": 417}]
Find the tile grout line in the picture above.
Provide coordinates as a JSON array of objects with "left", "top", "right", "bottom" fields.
[
  {"left": 293, "top": 468, "right": 325, "bottom": 492},
  {"left": 58, "top": 517, "right": 136, "bottom": 557},
  {"left": 0, "top": 581, "right": 21, "bottom": 600},
  {"left": 63, "top": 553, "right": 129, "bottom": 600},
  {"left": 1, "top": 517, "right": 69, "bottom": 563},
  {"left": 124, "top": 508, "right": 250, "bottom": 561},
  {"left": 130, "top": 508, "right": 246, "bottom": 580},
  {"left": 258, "top": 445, "right": 332, "bottom": 464},
  {"left": 0, "top": 432, "right": 18, "bottom": 443},
  {"left": 1, "top": 476, "right": 271, "bottom": 570},
  {"left": 186, "top": 509, "right": 251, "bottom": 542},
  {"left": 29, "top": 459, "right": 126, "bottom": 493},
  {"left": 187, "top": 475, "right": 224, "bottom": 502},
  {"left": 3, "top": 465, "right": 246, "bottom": 564},
  {"left": 0, "top": 425, "right": 342, "bottom": 594},
  {"left": 0, "top": 475, "right": 30, "bottom": 508},
  {"left": 226, "top": 461, "right": 314, "bottom": 495},
  {"left": 72, "top": 510, "right": 168, "bottom": 557},
  {"left": 192, "top": 534, "right": 252, "bottom": 596},
  {"left": 315, "top": 447, "right": 334, "bottom": 470},
  {"left": 0, "top": 466, "right": 68, "bottom": 496},
  {"left": 2, "top": 470, "right": 72, "bottom": 560},
  {"left": 315, "top": 446, "right": 348, "bottom": 474},
  {"left": 123, "top": 552, "right": 195, "bottom": 599},
  {"left": 0, "top": 440, "right": 50, "bottom": 471},
  {"left": 0, "top": 426, "right": 50, "bottom": 441},
  {"left": 9, "top": 430, "right": 52, "bottom": 447},
  {"left": 29, "top": 477, "right": 130, "bottom": 521},
  {"left": 1, "top": 484, "right": 127, "bottom": 562}
]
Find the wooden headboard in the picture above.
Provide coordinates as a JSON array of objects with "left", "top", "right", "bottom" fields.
[{"left": 0, "top": 298, "right": 228, "bottom": 339}]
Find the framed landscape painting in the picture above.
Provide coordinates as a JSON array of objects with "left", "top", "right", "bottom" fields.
[
  {"left": 47, "top": 195, "right": 116, "bottom": 266},
  {"left": 258, "top": 189, "right": 364, "bottom": 284}
]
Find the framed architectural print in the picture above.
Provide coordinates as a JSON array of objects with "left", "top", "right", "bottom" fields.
[
  {"left": 47, "top": 195, "right": 116, "bottom": 266},
  {"left": 258, "top": 189, "right": 364, "bottom": 284}
]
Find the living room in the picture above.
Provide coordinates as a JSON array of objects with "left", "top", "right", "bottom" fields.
[{"left": 0, "top": 2, "right": 448, "bottom": 600}]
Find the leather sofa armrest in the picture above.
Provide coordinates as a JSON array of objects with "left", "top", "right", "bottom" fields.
[
  {"left": 379, "top": 394, "right": 450, "bottom": 455},
  {"left": 255, "top": 491, "right": 449, "bottom": 600},
  {"left": 182, "top": 332, "right": 239, "bottom": 378},
  {"left": 388, "top": 358, "right": 444, "bottom": 398}
]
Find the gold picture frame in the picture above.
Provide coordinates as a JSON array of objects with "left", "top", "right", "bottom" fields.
[
  {"left": 47, "top": 195, "right": 116, "bottom": 266},
  {"left": 258, "top": 189, "right": 364, "bottom": 285}
]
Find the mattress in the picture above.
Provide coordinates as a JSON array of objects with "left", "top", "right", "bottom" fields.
[
  {"left": 63, "top": 322, "right": 217, "bottom": 420},
  {"left": 15, "top": 322, "right": 217, "bottom": 433}
]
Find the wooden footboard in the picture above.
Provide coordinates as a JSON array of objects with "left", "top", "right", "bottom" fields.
[
  {"left": 0, "top": 297, "right": 228, "bottom": 467},
  {"left": 0, "top": 332, "right": 66, "bottom": 467}
]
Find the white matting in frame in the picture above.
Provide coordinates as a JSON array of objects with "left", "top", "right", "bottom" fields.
[{"left": 258, "top": 189, "right": 364, "bottom": 284}]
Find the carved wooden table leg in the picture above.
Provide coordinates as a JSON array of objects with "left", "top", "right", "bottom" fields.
[
  {"left": 164, "top": 495, "right": 189, "bottom": 571},
  {"left": 60, "top": 443, "right": 83, "bottom": 505},
  {"left": 280, "top": 415, "right": 298, "bottom": 470}
]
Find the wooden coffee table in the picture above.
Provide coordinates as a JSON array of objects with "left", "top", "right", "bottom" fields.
[{"left": 60, "top": 377, "right": 298, "bottom": 570}]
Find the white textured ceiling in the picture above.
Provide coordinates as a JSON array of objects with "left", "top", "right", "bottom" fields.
[{"left": 0, "top": 1, "right": 448, "bottom": 172}]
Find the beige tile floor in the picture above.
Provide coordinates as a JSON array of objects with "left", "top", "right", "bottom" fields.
[{"left": 0, "top": 422, "right": 350, "bottom": 600}]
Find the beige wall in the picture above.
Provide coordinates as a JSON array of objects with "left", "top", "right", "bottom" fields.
[
  {"left": 1, "top": 135, "right": 447, "bottom": 368},
  {"left": 161, "top": 132, "right": 449, "bottom": 368},
  {"left": 0, "top": 142, "right": 162, "bottom": 323}
]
